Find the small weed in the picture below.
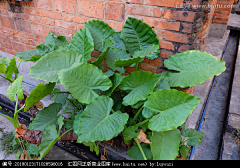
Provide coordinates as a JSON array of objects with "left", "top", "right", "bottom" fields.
[
  {"left": 0, "top": 131, "right": 21, "bottom": 155},
  {"left": 236, "top": 130, "right": 240, "bottom": 137}
]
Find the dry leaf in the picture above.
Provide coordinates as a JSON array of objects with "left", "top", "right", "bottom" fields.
[
  {"left": 101, "top": 155, "right": 107, "bottom": 160},
  {"left": 35, "top": 101, "right": 44, "bottom": 109},
  {"left": 136, "top": 129, "right": 151, "bottom": 144},
  {"left": 20, "top": 150, "right": 29, "bottom": 160}
]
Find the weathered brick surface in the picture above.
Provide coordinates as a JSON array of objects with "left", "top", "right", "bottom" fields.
[
  {"left": 106, "top": 2, "right": 125, "bottom": 21},
  {"left": 0, "top": 0, "right": 225, "bottom": 72},
  {"left": 212, "top": 0, "right": 234, "bottom": 24}
]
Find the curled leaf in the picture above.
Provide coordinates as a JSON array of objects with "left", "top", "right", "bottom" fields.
[{"left": 137, "top": 129, "right": 151, "bottom": 144}]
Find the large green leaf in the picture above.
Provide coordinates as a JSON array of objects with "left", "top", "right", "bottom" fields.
[
  {"left": 0, "top": 57, "right": 10, "bottom": 66},
  {"left": 59, "top": 63, "right": 112, "bottom": 104},
  {"left": 105, "top": 48, "right": 131, "bottom": 73},
  {"left": 153, "top": 72, "right": 170, "bottom": 92},
  {"left": 24, "top": 82, "right": 56, "bottom": 112},
  {"left": 114, "top": 55, "right": 145, "bottom": 67},
  {"left": 119, "top": 71, "right": 161, "bottom": 106},
  {"left": 69, "top": 27, "right": 94, "bottom": 62},
  {"left": 0, "top": 57, "right": 9, "bottom": 73},
  {"left": 164, "top": 50, "right": 226, "bottom": 87},
  {"left": 6, "top": 58, "right": 17, "bottom": 80},
  {"left": 29, "top": 50, "right": 82, "bottom": 83},
  {"left": 121, "top": 17, "right": 160, "bottom": 60},
  {"left": 144, "top": 89, "right": 200, "bottom": 132},
  {"left": 43, "top": 31, "right": 68, "bottom": 49},
  {"left": 127, "top": 143, "right": 152, "bottom": 160},
  {"left": 182, "top": 128, "right": 204, "bottom": 146},
  {"left": 0, "top": 63, "right": 6, "bottom": 74},
  {"left": 105, "top": 73, "right": 125, "bottom": 96},
  {"left": 91, "top": 39, "right": 114, "bottom": 66},
  {"left": 28, "top": 103, "right": 62, "bottom": 131},
  {"left": 151, "top": 129, "right": 181, "bottom": 160},
  {"left": 76, "top": 96, "right": 129, "bottom": 143},
  {"left": 7, "top": 75, "right": 24, "bottom": 101},
  {"left": 39, "top": 115, "right": 64, "bottom": 160},
  {"left": 109, "top": 32, "right": 126, "bottom": 50},
  {"left": 85, "top": 20, "right": 115, "bottom": 52},
  {"left": 16, "top": 44, "right": 52, "bottom": 62}
]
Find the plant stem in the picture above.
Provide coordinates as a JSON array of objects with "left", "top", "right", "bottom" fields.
[
  {"left": 111, "top": 109, "right": 115, "bottom": 113},
  {"left": 51, "top": 91, "right": 71, "bottom": 94},
  {"left": 134, "top": 137, "right": 147, "bottom": 160},
  {"left": 135, "top": 62, "right": 139, "bottom": 71},
  {"left": 58, "top": 128, "right": 74, "bottom": 140},
  {"left": 130, "top": 106, "right": 143, "bottom": 126},
  {"left": 138, "top": 62, "right": 141, "bottom": 71},
  {"left": 0, "top": 75, "right": 13, "bottom": 83},
  {"left": 132, "top": 118, "right": 150, "bottom": 128},
  {"left": 15, "top": 60, "right": 22, "bottom": 80}
]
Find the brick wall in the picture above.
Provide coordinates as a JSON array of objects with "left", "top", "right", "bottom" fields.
[
  {"left": 212, "top": 0, "right": 235, "bottom": 24},
  {"left": 0, "top": 0, "right": 225, "bottom": 74}
]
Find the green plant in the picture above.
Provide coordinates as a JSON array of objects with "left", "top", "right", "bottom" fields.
[
  {"left": 0, "top": 56, "right": 20, "bottom": 83},
  {"left": 3, "top": 17, "right": 226, "bottom": 160},
  {"left": 0, "top": 131, "right": 19, "bottom": 155}
]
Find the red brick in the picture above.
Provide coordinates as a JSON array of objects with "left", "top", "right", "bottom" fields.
[
  {"left": 178, "top": 45, "right": 192, "bottom": 52},
  {"left": 128, "top": 0, "right": 143, "bottom": 4},
  {"left": 125, "top": 66, "right": 135, "bottom": 74},
  {"left": 127, "top": 4, "right": 161, "bottom": 17},
  {"left": 54, "top": 0, "right": 76, "bottom": 14},
  {"left": 51, "top": 27, "right": 71, "bottom": 39},
  {"left": 55, "top": 20, "right": 77, "bottom": 31},
  {"left": 34, "top": 0, "right": 52, "bottom": 11},
  {"left": 106, "top": 2, "right": 125, "bottom": 22},
  {"left": 7, "top": 49, "right": 17, "bottom": 55},
  {"left": 78, "top": 0, "right": 104, "bottom": 19},
  {"left": 142, "top": 57, "right": 161, "bottom": 67},
  {"left": 140, "top": 63, "right": 156, "bottom": 73},
  {"left": 4, "top": 11, "right": 21, "bottom": 18},
  {"left": 32, "top": 23, "right": 50, "bottom": 37},
  {"left": 36, "top": 17, "right": 55, "bottom": 26},
  {"left": 20, "top": 38, "right": 36, "bottom": 46},
  {"left": 15, "top": 19, "right": 32, "bottom": 33},
  {"left": 24, "top": 8, "right": 42, "bottom": 16},
  {"left": 105, "top": 21, "right": 115, "bottom": 29},
  {"left": 0, "top": 38, "right": 12, "bottom": 50},
  {"left": 12, "top": 41, "right": 27, "bottom": 52},
  {"left": 9, "top": 30, "right": 25, "bottom": 37},
  {"left": 42, "top": 11, "right": 62, "bottom": 20},
  {"left": 160, "top": 50, "right": 174, "bottom": 59},
  {"left": 20, "top": 1, "right": 34, "bottom": 7},
  {"left": 160, "top": 31, "right": 190, "bottom": 44},
  {"left": 159, "top": 40, "right": 175, "bottom": 51},
  {"left": 163, "top": 9, "right": 196, "bottom": 22},
  {"left": 78, "top": 24, "right": 85, "bottom": 30},
  {"left": 143, "top": 0, "right": 184, "bottom": 7},
  {"left": 0, "top": 46, "right": 6, "bottom": 52},
  {"left": 156, "top": 69, "right": 166, "bottom": 74},
  {"left": 21, "top": 14, "right": 36, "bottom": 21},
  {"left": 0, "top": 26, "right": 8, "bottom": 34},
  {"left": 116, "top": 22, "right": 124, "bottom": 31},
  {"left": 182, "top": 23, "right": 193, "bottom": 33},
  {"left": 154, "top": 8, "right": 162, "bottom": 17},
  {"left": 64, "top": 14, "right": 87, "bottom": 24},
  {"left": 143, "top": 18, "right": 180, "bottom": 31},
  {"left": 27, "top": 45, "right": 36, "bottom": 50},
  {"left": 212, "top": 20, "right": 228, "bottom": 24},
  {"left": 0, "top": 16, "right": 15, "bottom": 29},
  {"left": 25, "top": 33, "right": 42, "bottom": 42}
]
